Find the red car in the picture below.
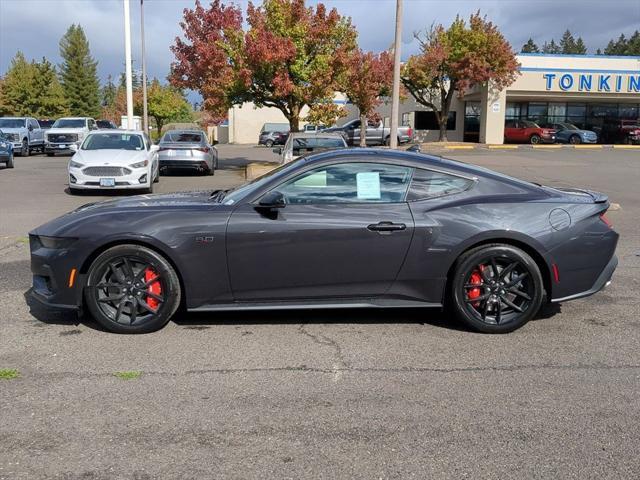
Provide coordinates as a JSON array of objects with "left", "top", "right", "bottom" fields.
[{"left": 504, "top": 119, "right": 556, "bottom": 144}]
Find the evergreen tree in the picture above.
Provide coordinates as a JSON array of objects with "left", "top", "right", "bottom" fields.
[
  {"left": 521, "top": 38, "right": 540, "bottom": 53},
  {"left": 0, "top": 52, "right": 38, "bottom": 116},
  {"left": 542, "top": 39, "right": 561, "bottom": 54},
  {"left": 574, "top": 37, "right": 587, "bottom": 54},
  {"left": 101, "top": 75, "right": 117, "bottom": 107},
  {"left": 32, "top": 58, "right": 68, "bottom": 117},
  {"left": 604, "top": 31, "right": 640, "bottom": 55},
  {"left": 58, "top": 24, "right": 101, "bottom": 117},
  {"left": 560, "top": 30, "right": 576, "bottom": 53}
]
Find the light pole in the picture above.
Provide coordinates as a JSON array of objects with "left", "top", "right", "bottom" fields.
[
  {"left": 389, "top": 0, "right": 403, "bottom": 149},
  {"left": 123, "top": 0, "right": 134, "bottom": 129},
  {"left": 140, "top": 0, "right": 149, "bottom": 136}
]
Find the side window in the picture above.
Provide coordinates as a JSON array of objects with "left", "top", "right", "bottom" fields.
[
  {"left": 407, "top": 168, "right": 474, "bottom": 201},
  {"left": 276, "top": 162, "right": 412, "bottom": 205}
]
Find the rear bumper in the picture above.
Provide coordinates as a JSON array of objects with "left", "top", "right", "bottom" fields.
[
  {"left": 160, "top": 159, "right": 212, "bottom": 171},
  {"left": 551, "top": 254, "right": 618, "bottom": 303}
]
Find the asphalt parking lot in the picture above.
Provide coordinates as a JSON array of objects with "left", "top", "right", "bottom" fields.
[{"left": 1, "top": 145, "right": 639, "bottom": 479}]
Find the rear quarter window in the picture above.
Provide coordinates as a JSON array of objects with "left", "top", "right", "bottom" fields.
[{"left": 407, "top": 168, "right": 474, "bottom": 201}]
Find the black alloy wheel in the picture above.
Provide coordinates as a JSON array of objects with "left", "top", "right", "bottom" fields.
[
  {"left": 569, "top": 134, "right": 582, "bottom": 145},
  {"left": 85, "top": 245, "right": 181, "bottom": 333},
  {"left": 529, "top": 134, "right": 541, "bottom": 145},
  {"left": 451, "top": 244, "right": 544, "bottom": 333}
]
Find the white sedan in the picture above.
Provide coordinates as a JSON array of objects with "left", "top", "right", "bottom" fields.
[{"left": 68, "top": 130, "right": 159, "bottom": 194}]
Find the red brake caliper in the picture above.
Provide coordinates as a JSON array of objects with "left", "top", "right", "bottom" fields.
[
  {"left": 144, "top": 268, "right": 161, "bottom": 310},
  {"left": 467, "top": 267, "right": 484, "bottom": 307}
]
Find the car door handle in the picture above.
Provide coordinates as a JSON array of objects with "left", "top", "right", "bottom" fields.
[{"left": 367, "top": 221, "right": 407, "bottom": 232}]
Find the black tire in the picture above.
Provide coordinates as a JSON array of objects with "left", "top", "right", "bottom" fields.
[
  {"left": 568, "top": 134, "right": 581, "bottom": 145},
  {"left": 6, "top": 153, "right": 14, "bottom": 168},
  {"left": 21, "top": 139, "right": 30, "bottom": 157},
  {"left": 450, "top": 244, "right": 544, "bottom": 333},
  {"left": 529, "top": 134, "right": 541, "bottom": 145},
  {"left": 143, "top": 181, "right": 154, "bottom": 194},
  {"left": 84, "top": 244, "right": 181, "bottom": 334},
  {"left": 265, "top": 140, "right": 274, "bottom": 148},
  {"left": 46, "top": 152, "right": 55, "bottom": 157}
]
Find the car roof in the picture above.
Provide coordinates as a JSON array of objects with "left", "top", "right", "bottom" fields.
[
  {"left": 88, "top": 129, "right": 141, "bottom": 136},
  {"left": 289, "top": 132, "right": 345, "bottom": 139},
  {"left": 163, "top": 129, "right": 204, "bottom": 134}
]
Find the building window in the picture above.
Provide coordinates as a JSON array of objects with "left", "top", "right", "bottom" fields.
[{"left": 414, "top": 111, "right": 456, "bottom": 130}]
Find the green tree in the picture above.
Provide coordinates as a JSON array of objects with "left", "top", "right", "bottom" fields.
[
  {"left": 521, "top": 38, "right": 540, "bottom": 53},
  {"left": 603, "top": 31, "right": 640, "bottom": 55},
  {"left": 559, "top": 30, "right": 587, "bottom": 54},
  {"left": 542, "top": 39, "right": 561, "bottom": 54},
  {"left": 32, "top": 58, "right": 68, "bottom": 117},
  {"left": 147, "top": 79, "right": 193, "bottom": 133},
  {"left": 102, "top": 75, "right": 117, "bottom": 108},
  {"left": 58, "top": 24, "right": 101, "bottom": 117},
  {"left": 0, "top": 51, "right": 38, "bottom": 116}
]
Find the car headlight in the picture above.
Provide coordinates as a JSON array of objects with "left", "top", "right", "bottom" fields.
[
  {"left": 130, "top": 159, "right": 149, "bottom": 168},
  {"left": 69, "top": 160, "right": 84, "bottom": 169},
  {"left": 34, "top": 235, "right": 77, "bottom": 249}
]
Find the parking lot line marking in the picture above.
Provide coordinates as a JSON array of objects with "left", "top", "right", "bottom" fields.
[
  {"left": 532, "top": 145, "right": 563, "bottom": 149},
  {"left": 612, "top": 145, "right": 640, "bottom": 149},
  {"left": 445, "top": 145, "right": 475, "bottom": 150},
  {"left": 573, "top": 145, "right": 603, "bottom": 149},
  {"left": 488, "top": 145, "right": 518, "bottom": 149}
]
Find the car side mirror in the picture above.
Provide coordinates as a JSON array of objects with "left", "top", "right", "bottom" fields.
[
  {"left": 28, "top": 125, "right": 33, "bottom": 131},
  {"left": 150, "top": 144, "right": 159, "bottom": 152},
  {"left": 258, "top": 190, "right": 285, "bottom": 209},
  {"left": 70, "top": 144, "right": 78, "bottom": 152},
  {"left": 272, "top": 147, "right": 282, "bottom": 155}
]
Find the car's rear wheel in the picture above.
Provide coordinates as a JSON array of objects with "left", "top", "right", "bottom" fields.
[
  {"left": 529, "top": 134, "right": 541, "bottom": 145},
  {"left": 450, "top": 244, "right": 544, "bottom": 333},
  {"left": 265, "top": 140, "right": 274, "bottom": 148},
  {"left": 85, "top": 245, "right": 181, "bottom": 333},
  {"left": 569, "top": 134, "right": 581, "bottom": 144}
]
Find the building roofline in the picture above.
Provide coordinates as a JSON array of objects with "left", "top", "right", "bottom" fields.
[{"left": 518, "top": 52, "right": 640, "bottom": 60}]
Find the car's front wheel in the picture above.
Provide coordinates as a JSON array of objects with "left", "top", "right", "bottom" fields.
[
  {"left": 85, "top": 244, "right": 181, "bottom": 333},
  {"left": 265, "top": 140, "right": 274, "bottom": 148},
  {"left": 569, "top": 134, "right": 582, "bottom": 145},
  {"left": 450, "top": 244, "right": 544, "bottom": 333},
  {"left": 529, "top": 134, "right": 541, "bottom": 145},
  {"left": 21, "top": 140, "right": 29, "bottom": 157},
  {"left": 6, "top": 153, "right": 14, "bottom": 168}
]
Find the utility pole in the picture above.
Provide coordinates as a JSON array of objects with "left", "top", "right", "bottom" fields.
[
  {"left": 140, "top": 0, "right": 149, "bottom": 136},
  {"left": 123, "top": 0, "right": 134, "bottom": 129},
  {"left": 389, "top": 0, "right": 403, "bottom": 149}
]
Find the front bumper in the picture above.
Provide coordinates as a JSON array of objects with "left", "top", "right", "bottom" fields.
[
  {"left": 551, "top": 254, "right": 618, "bottom": 303},
  {"left": 69, "top": 167, "right": 151, "bottom": 190},
  {"left": 539, "top": 135, "right": 556, "bottom": 144},
  {"left": 46, "top": 142, "right": 80, "bottom": 154}
]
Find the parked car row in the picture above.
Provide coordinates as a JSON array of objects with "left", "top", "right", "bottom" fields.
[
  {"left": 0, "top": 116, "right": 123, "bottom": 157},
  {"left": 503, "top": 119, "right": 640, "bottom": 145}
]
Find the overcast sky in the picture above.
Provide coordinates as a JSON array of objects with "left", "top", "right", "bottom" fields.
[{"left": 1, "top": 0, "right": 639, "bottom": 86}]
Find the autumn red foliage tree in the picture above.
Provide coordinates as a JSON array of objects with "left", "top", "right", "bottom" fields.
[
  {"left": 402, "top": 12, "right": 519, "bottom": 141},
  {"left": 170, "top": 0, "right": 357, "bottom": 131},
  {"left": 343, "top": 49, "right": 393, "bottom": 147}
]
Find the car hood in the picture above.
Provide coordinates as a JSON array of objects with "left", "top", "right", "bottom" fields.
[
  {"left": 47, "top": 128, "right": 86, "bottom": 135},
  {"left": 0, "top": 127, "right": 27, "bottom": 134},
  {"left": 74, "top": 149, "right": 147, "bottom": 166},
  {"left": 30, "top": 190, "right": 226, "bottom": 237}
]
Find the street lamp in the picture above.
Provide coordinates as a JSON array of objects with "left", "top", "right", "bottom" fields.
[
  {"left": 389, "top": 0, "right": 403, "bottom": 149},
  {"left": 140, "top": 0, "right": 149, "bottom": 136},
  {"left": 123, "top": 0, "right": 134, "bottom": 129}
]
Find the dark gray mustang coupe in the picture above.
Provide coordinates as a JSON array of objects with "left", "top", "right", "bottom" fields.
[{"left": 29, "top": 149, "right": 618, "bottom": 334}]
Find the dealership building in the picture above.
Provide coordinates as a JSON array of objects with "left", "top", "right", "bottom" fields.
[{"left": 218, "top": 53, "right": 640, "bottom": 144}]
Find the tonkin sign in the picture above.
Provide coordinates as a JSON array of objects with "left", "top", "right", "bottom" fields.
[{"left": 543, "top": 72, "right": 640, "bottom": 93}]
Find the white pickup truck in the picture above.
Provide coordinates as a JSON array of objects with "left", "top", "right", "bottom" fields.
[
  {"left": 0, "top": 117, "right": 45, "bottom": 156},
  {"left": 45, "top": 117, "right": 98, "bottom": 156},
  {"left": 324, "top": 119, "right": 413, "bottom": 146}
]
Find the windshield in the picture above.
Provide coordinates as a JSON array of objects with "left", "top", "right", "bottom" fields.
[
  {"left": 222, "top": 158, "right": 307, "bottom": 205},
  {"left": 521, "top": 120, "right": 540, "bottom": 128},
  {"left": 0, "top": 119, "right": 26, "bottom": 128},
  {"left": 558, "top": 123, "right": 578, "bottom": 130},
  {"left": 39, "top": 120, "right": 54, "bottom": 128},
  {"left": 52, "top": 119, "right": 86, "bottom": 129},
  {"left": 81, "top": 133, "right": 144, "bottom": 151},
  {"left": 162, "top": 131, "right": 203, "bottom": 143}
]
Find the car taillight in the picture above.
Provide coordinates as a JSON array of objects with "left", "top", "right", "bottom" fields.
[
  {"left": 196, "top": 147, "right": 210, "bottom": 153},
  {"left": 408, "top": 128, "right": 413, "bottom": 138},
  {"left": 600, "top": 212, "right": 613, "bottom": 229}
]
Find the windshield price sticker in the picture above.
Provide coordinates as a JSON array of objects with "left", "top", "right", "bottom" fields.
[{"left": 357, "top": 172, "right": 381, "bottom": 199}]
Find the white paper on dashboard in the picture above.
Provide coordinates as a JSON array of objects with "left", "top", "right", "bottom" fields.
[{"left": 356, "top": 172, "right": 381, "bottom": 199}]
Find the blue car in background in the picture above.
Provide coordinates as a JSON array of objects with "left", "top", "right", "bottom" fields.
[
  {"left": 551, "top": 122, "right": 598, "bottom": 144},
  {"left": 0, "top": 129, "right": 14, "bottom": 168}
]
